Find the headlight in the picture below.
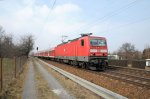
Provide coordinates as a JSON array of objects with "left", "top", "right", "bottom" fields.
[
  {"left": 90, "top": 49, "right": 97, "bottom": 52},
  {"left": 100, "top": 50, "right": 107, "bottom": 53}
]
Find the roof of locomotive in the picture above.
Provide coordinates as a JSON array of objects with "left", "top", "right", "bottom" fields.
[
  {"left": 89, "top": 36, "right": 106, "bottom": 39},
  {"left": 57, "top": 35, "right": 106, "bottom": 47}
]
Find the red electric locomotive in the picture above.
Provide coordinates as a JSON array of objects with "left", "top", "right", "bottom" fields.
[
  {"left": 55, "top": 33, "right": 108, "bottom": 70},
  {"left": 35, "top": 33, "right": 108, "bottom": 70}
]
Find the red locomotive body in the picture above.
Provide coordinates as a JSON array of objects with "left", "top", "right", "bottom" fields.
[
  {"left": 54, "top": 35, "right": 108, "bottom": 70},
  {"left": 35, "top": 34, "right": 108, "bottom": 70}
]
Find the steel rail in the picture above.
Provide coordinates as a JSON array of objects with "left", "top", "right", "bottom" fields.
[
  {"left": 107, "top": 71, "right": 150, "bottom": 82},
  {"left": 99, "top": 72, "right": 150, "bottom": 89},
  {"left": 38, "top": 59, "right": 127, "bottom": 99},
  {"left": 108, "top": 65, "right": 150, "bottom": 78}
]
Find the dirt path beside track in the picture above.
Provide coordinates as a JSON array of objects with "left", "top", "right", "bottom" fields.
[
  {"left": 35, "top": 59, "right": 102, "bottom": 99},
  {"left": 22, "top": 61, "right": 37, "bottom": 99},
  {"left": 35, "top": 61, "right": 75, "bottom": 99}
]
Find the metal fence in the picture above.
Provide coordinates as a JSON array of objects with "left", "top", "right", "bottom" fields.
[
  {"left": 0, "top": 56, "right": 27, "bottom": 92},
  {"left": 108, "top": 59, "right": 146, "bottom": 69}
]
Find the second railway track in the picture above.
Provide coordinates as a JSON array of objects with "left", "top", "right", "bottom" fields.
[{"left": 99, "top": 71, "right": 150, "bottom": 88}]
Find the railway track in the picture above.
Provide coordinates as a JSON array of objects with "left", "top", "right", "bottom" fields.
[
  {"left": 108, "top": 65, "right": 150, "bottom": 78},
  {"left": 72, "top": 67, "right": 150, "bottom": 89},
  {"left": 99, "top": 71, "right": 150, "bottom": 88},
  {"left": 99, "top": 66, "right": 150, "bottom": 88}
]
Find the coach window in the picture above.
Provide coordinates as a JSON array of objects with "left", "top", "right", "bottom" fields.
[{"left": 81, "top": 39, "right": 84, "bottom": 46}]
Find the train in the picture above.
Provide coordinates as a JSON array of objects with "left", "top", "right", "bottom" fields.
[{"left": 34, "top": 33, "right": 108, "bottom": 70}]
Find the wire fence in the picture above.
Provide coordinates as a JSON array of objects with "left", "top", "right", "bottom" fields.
[{"left": 0, "top": 56, "right": 27, "bottom": 92}]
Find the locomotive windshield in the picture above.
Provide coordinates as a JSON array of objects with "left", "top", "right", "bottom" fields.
[{"left": 90, "top": 39, "right": 106, "bottom": 46}]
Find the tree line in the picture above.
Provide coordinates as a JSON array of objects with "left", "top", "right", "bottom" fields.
[
  {"left": 111, "top": 43, "right": 150, "bottom": 60},
  {"left": 0, "top": 25, "right": 34, "bottom": 58}
]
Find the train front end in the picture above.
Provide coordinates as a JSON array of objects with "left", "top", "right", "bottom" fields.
[{"left": 89, "top": 36, "right": 108, "bottom": 70}]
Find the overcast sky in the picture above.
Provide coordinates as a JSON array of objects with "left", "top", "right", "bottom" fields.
[{"left": 0, "top": 0, "right": 150, "bottom": 52}]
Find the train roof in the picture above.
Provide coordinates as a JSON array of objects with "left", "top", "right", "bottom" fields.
[{"left": 57, "top": 34, "right": 106, "bottom": 47}]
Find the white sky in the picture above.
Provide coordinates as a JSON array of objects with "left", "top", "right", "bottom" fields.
[{"left": 0, "top": 0, "right": 150, "bottom": 52}]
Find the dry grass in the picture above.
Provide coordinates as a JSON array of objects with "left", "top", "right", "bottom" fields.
[
  {"left": 0, "top": 59, "right": 29, "bottom": 99},
  {"left": 2, "top": 58, "right": 14, "bottom": 89}
]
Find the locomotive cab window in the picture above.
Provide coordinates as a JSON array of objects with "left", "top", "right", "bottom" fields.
[
  {"left": 90, "top": 39, "right": 106, "bottom": 46},
  {"left": 81, "top": 39, "right": 84, "bottom": 46}
]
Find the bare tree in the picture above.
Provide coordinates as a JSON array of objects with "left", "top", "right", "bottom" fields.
[
  {"left": 0, "top": 25, "right": 35, "bottom": 58},
  {"left": 0, "top": 26, "right": 5, "bottom": 57},
  {"left": 133, "top": 50, "right": 142, "bottom": 59},
  {"left": 19, "top": 35, "right": 34, "bottom": 57},
  {"left": 142, "top": 45, "right": 150, "bottom": 59},
  {"left": 117, "top": 43, "right": 141, "bottom": 59},
  {"left": 2, "top": 35, "right": 14, "bottom": 57}
]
